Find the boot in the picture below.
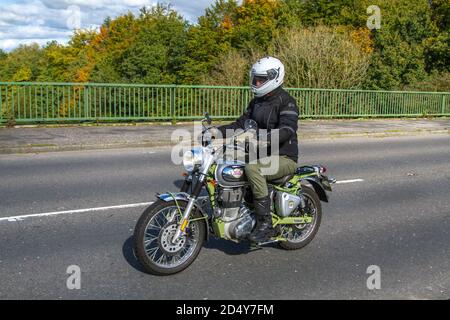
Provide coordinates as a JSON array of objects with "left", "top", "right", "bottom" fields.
[{"left": 248, "top": 196, "right": 277, "bottom": 243}]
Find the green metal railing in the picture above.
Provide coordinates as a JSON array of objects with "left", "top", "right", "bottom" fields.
[{"left": 0, "top": 82, "right": 448, "bottom": 124}]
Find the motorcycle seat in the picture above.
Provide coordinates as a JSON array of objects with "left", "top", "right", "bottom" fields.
[
  {"left": 269, "top": 174, "right": 294, "bottom": 186},
  {"left": 296, "top": 166, "right": 315, "bottom": 175}
]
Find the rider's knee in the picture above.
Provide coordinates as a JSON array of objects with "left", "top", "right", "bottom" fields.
[{"left": 245, "top": 163, "right": 260, "bottom": 177}]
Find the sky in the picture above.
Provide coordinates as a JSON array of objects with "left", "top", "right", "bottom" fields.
[{"left": 0, "top": 0, "right": 217, "bottom": 52}]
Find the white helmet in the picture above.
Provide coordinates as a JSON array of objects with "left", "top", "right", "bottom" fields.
[{"left": 250, "top": 56, "right": 285, "bottom": 97}]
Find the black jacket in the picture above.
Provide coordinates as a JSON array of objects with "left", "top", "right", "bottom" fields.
[{"left": 218, "top": 87, "right": 299, "bottom": 163}]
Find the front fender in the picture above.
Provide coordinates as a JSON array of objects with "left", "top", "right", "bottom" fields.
[
  {"left": 157, "top": 192, "right": 210, "bottom": 241},
  {"left": 157, "top": 192, "right": 190, "bottom": 203}
]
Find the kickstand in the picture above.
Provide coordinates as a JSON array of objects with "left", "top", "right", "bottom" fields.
[{"left": 249, "top": 244, "right": 263, "bottom": 251}]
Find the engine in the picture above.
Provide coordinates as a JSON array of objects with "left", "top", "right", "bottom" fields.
[{"left": 214, "top": 187, "right": 256, "bottom": 240}]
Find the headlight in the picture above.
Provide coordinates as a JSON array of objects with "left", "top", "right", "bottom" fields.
[{"left": 183, "top": 147, "right": 203, "bottom": 172}]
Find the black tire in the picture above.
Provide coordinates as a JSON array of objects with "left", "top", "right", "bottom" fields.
[
  {"left": 279, "top": 186, "right": 322, "bottom": 250},
  {"left": 133, "top": 200, "right": 206, "bottom": 276}
]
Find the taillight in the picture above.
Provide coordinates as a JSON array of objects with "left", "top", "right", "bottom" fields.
[{"left": 313, "top": 165, "right": 327, "bottom": 175}]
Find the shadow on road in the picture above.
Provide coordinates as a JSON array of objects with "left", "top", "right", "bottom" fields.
[
  {"left": 122, "top": 233, "right": 272, "bottom": 274},
  {"left": 203, "top": 237, "right": 277, "bottom": 255},
  {"left": 122, "top": 236, "right": 148, "bottom": 274}
]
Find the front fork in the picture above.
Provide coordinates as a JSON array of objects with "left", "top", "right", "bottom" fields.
[{"left": 172, "top": 174, "right": 205, "bottom": 242}]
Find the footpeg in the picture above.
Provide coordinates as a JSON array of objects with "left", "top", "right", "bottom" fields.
[{"left": 255, "top": 239, "right": 279, "bottom": 247}]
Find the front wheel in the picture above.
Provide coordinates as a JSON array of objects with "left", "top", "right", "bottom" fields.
[
  {"left": 133, "top": 200, "right": 206, "bottom": 275},
  {"left": 278, "top": 186, "right": 322, "bottom": 250}
]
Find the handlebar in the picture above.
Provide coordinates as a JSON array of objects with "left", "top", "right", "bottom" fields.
[{"left": 200, "top": 114, "right": 264, "bottom": 157}]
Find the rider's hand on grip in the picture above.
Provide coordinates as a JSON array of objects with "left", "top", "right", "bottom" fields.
[
  {"left": 201, "top": 127, "right": 220, "bottom": 145},
  {"left": 235, "top": 131, "right": 255, "bottom": 144}
]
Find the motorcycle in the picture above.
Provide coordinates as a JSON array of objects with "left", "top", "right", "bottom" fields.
[{"left": 133, "top": 113, "right": 336, "bottom": 275}]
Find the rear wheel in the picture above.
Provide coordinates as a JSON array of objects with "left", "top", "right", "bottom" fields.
[
  {"left": 133, "top": 200, "right": 206, "bottom": 275},
  {"left": 279, "top": 186, "right": 322, "bottom": 250}
]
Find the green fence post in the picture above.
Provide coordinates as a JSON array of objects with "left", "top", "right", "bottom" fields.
[
  {"left": 171, "top": 85, "right": 176, "bottom": 125},
  {"left": 0, "top": 85, "right": 2, "bottom": 124},
  {"left": 441, "top": 94, "right": 446, "bottom": 115},
  {"left": 305, "top": 90, "right": 309, "bottom": 117},
  {"left": 84, "top": 85, "right": 89, "bottom": 120}
]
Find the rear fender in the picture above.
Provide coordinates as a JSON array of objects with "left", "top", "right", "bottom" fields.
[{"left": 302, "top": 178, "right": 329, "bottom": 203}]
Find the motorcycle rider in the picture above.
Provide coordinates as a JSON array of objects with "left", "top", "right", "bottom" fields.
[{"left": 216, "top": 56, "right": 299, "bottom": 243}]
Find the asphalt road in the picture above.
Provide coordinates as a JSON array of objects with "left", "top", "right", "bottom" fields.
[{"left": 0, "top": 135, "right": 449, "bottom": 300}]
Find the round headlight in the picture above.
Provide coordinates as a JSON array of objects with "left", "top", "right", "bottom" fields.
[{"left": 183, "top": 148, "right": 203, "bottom": 172}]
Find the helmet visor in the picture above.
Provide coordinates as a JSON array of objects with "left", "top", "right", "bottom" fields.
[
  {"left": 251, "top": 68, "right": 279, "bottom": 88},
  {"left": 251, "top": 75, "right": 269, "bottom": 87}
]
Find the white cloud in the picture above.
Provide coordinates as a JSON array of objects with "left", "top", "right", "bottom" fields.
[
  {"left": 0, "top": 0, "right": 216, "bottom": 52},
  {"left": 168, "top": 0, "right": 216, "bottom": 22},
  {"left": 0, "top": 38, "right": 70, "bottom": 52},
  {"left": 39, "top": 0, "right": 155, "bottom": 10},
  {"left": 0, "top": 25, "right": 72, "bottom": 40}
]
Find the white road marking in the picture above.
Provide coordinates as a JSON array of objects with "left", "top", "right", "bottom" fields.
[
  {"left": 0, "top": 178, "right": 364, "bottom": 223},
  {"left": 0, "top": 202, "right": 153, "bottom": 223},
  {"left": 336, "top": 179, "right": 364, "bottom": 184}
]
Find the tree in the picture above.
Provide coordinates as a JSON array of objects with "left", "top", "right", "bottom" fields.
[
  {"left": 424, "top": 0, "right": 449, "bottom": 73},
  {"left": 182, "top": 0, "right": 238, "bottom": 84},
  {"left": 201, "top": 49, "right": 250, "bottom": 86},
  {"left": 430, "top": 0, "right": 450, "bottom": 32},
  {"left": 273, "top": 26, "right": 372, "bottom": 89},
  {"left": 0, "top": 49, "right": 7, "bottom": 61},
  {"left": 37, "top": 41, "right": 74, "bottom": 82},
  {"left": 0, "top": 44, "right": 43, "bottom": 82},
  {"left": 424, "top": 32, "right": 450, "bottom": 73},
  {"left": 88, "top": 12, "right": 140, "bottom": 83},
  {"left": 118, "top": 4, "right": 189, "bottom": 84},
  {"left": 231, "top": 0, "right": 284, "bottom": 51},
  {"left": 294, "top": 0, "right": 368, "bottom": 27},
  {"left": 0, "top": 49, "right": 7, "bottom": 79},
  {"left": 0, "top": 0, "right": 446, "bottom": 92},
  {"left": 183, "top": 0, "right": 289, "bottom": 84},
  {"left": 363, "top": 0, "right": 436, "bottom": 89}
]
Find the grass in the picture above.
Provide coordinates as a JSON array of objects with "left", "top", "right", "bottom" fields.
[{"left": 25, "top": 143, "right": 57, "bottom": 147}]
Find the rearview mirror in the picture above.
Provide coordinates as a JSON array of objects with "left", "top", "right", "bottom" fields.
[
  {"left": 244, "top": 119, "right": 257, "bottom": 131},
  {"left": 204, "top": 112, "right": 212, "bottom": 125}
]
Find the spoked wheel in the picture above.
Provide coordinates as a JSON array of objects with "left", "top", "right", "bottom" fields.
[
  {"left": 279, "top": 186, "right": 322, "bottom": 250},
  {"left": 133, "top": 200, "right": 206, "bottom": 275}
]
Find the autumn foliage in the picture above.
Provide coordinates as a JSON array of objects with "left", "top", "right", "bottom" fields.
[{"left": 0, "top": 0, "right": 448, "bottom": 91}]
